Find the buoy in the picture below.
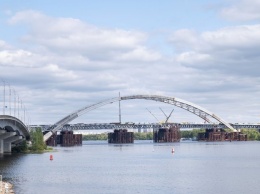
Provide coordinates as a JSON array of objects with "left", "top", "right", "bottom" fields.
[
  {"left": 50, "top": 154, "right": 53, "bottom": 160},
  {"left": 171, "top": 148, "right": 175, "bottom": 153}
]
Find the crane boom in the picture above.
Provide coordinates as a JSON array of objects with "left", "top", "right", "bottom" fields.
[
  {"left": 159, "top": 107, "right": 174, "bottom": 123},
  {"left": 146, "top": 108, "right": 160, "bottom": 122},
  {"left": 159, "top": 107, "right": 168, "bottom": 118},
  {"left": 165, "top": 109, "right": 174, "bottom": 123}
]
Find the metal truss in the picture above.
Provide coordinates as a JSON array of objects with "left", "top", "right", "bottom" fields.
[{"left": 121, "top": 95, "right": 235, "bottom": 131}]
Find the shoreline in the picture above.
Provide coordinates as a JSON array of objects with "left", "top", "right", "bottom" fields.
[{"left": 0, "top": 182, "right": 14, "bottom": 194}]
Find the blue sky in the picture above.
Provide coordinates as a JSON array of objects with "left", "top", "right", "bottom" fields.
[
  {"left": 0, "top": 0, "right": 228, "bottom": 44},
  {"left": 0, "top": 0, "right": 260, "bottom": 125},
  {"left": 1, "top": 0, "right": 225, "bottom": 29}
]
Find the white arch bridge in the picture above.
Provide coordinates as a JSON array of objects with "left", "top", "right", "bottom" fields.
[{"left": 44, "top": 95, "right": 236, "bottom": 141}]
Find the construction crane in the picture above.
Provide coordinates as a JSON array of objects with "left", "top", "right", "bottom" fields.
[
  {"left": 159, "top": 107, "right": 174, "bottom": 123},
  {"left": 146, "top": 108, "right": 160, "bottom": 122}
]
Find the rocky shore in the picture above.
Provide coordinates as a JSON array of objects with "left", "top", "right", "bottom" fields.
[{"left": 0, "top": 182, "right": 14, "bottom": 194}]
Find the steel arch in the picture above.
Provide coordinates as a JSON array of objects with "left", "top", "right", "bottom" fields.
[{"left": 44, "top": 95, "right": 235, "bottom": 141}]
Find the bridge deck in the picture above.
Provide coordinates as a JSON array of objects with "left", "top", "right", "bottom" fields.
[{"left": 37, "top": 123, "right": 260, "bottom": 131}]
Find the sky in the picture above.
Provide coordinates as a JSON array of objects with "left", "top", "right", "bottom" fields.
[{"left": 0, "top": 0, "right": 260, "bottom": 125}]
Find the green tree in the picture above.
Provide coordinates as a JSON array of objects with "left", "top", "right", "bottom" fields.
[
  {"left": 30, "top": 128, "right": 46, "bottom": 151},
  {"left": 83, "top": 133, "right": 108, "bottom": 140},
  {"left": 83, "top": 132, "right": 154, "bottom": 140},
  {"left": 134, "top": 132, "right": 153, "bottom": 140},
  {"left": 12, "top": 140, "right": 28, "bottom": 153},
  {"left": 241, "top": 129, "right": 260, "bottom": 140},
  {"left": 181, "top": 129, "right": 205, "bottom": 138}
]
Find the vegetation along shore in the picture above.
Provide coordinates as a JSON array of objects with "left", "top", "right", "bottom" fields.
[{"left": 82, "top": 129, "right": 260, "bottom": 141}]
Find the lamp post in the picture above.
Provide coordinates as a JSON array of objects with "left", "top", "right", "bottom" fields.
[
  {"left": 2, "top": 80, "right": 5, "bottom": 115},
  {"left": 13, "top": 89, "right": 16, "bottom": 117},
  {"left": 18, "top": 96, "right": 20, "bottom": 119},
  {"left": 8, "top": 83, "right": 11, "bottom": 116}
]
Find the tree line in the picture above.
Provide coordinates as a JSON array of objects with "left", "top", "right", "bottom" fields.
[
  {"left": 82, "top": 129, "right": 260, "bottom": 141},
  {"left": 82, "top": 132, "right": 154, "bottom": 140},
  {"left": 241, "top": 129, "right": 260, "bottom": 140},
  {"left": 82, "top": 130, "right": 205, "bottom": 140}
]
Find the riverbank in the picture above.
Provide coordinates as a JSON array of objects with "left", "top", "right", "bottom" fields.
[{"left": 0, "top": 182, "right": 14, "bottom": 194}]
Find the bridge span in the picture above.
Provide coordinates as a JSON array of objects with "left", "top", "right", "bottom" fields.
[
  {"left": 56, "top": 123, "right": 260, "bottom": 131},
  {"left": 44, "top": 94, "right": 237, "bottom": 141},
  {"left": 0, "top": 115, "right": 30, "bottom": 153}
]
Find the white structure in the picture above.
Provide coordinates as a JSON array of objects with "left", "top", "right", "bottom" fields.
[
  {"left": 0, "top": 115, "right": 29, "bottom": 153},
  {"left": 44, "top": 95, "right": 235, "bottom": 141}
]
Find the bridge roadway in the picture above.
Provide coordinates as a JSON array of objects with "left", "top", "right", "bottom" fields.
[
  {"left": 55, "top": 123, "right": 260, "bottom": 131},
  {"left": 0, "top": 115, "right": 30, "bottom": 154}
]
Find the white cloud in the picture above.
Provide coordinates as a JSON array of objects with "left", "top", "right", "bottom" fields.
[
  {"left": 8, "top": 10, "right": 161, "bottom": 63},
  {"left": 0, "top": 49, "right": 33, "bottom": 67},
  {"left": 0, "top": 40, "right": 10, "bottom": 49},
  {"left": 202, "top": 25, "right": 260, "bottom": 50},
  {"left": 169, "top": 29, "right": 199, "bottom": 51},
  {"left": 0, "top": 9, "right": 260, "bottom": 125},
  {"left": 43, "top": 64, "right": 78, "bottom": 79},
  {"left": 176, "top": 52, "right": 212, "bottom": 66},
  {"left": 168, "top": 23, "right": 260, "bottom": 123},
  {"left": 221, "top": 0, "right": 260, "bottom": 21},
  {"left": 115, "top": 46, "right": 161, "bottom": 62},
  {"left": 170, "top": 24, "right": 260, "bottom": 76}
]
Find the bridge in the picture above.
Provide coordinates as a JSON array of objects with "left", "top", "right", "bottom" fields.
[
  {"left": 0, "top": 93, "right": 257, "bottom": 150},
  {"left": 0, "top": 115, "right": 30, "bottom": 153},
  {"left": 44, "top": 95, "right": 237, "bottom": 141},
  {"left": 53, "top": 123, "right": 260, "bottom": 131},
  {"left": 0, "top": 81, "right": 31, "bottom": 153}
]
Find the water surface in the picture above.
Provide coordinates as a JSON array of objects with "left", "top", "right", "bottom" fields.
[{"left": 0, "top": 141, "right": 260, "bottom": 194}]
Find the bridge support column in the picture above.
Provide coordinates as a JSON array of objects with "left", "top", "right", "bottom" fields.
[
  {"left": 0, "top": 132, "right": 16, "bottom": 154},
  {"left": 4, "top": 136, "right": 22, "bottom": 153},
  {"left": 0, "top": 130, "right": 6, "bottom": 154}
]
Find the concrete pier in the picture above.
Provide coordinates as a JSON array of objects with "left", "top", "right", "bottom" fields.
[
  {"left": 108, "top": 129, "right": 134, "bottom": 143},
  {"left": 197, "top": 128, "right": 248, "bottom": 141},
  {"left": 0, "top": 132, "right": 16, "bottom": 154},
  {"left": 153, "top": 126, "right": 181, "bottom": 143},
  {"left": 45, "top": 130, "right": 82, "bottom": 146}
]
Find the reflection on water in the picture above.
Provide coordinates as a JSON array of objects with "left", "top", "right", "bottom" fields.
[{"left": 1, "top": 141, "right": 260, "bottom": 194}]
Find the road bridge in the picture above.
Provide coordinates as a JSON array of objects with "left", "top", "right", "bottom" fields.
[
  {"left": 44, "top": 95, "right": 237, "bottom": 141},
  {"left": 0, "top": 115, "right": 30, "bottom": 153}
]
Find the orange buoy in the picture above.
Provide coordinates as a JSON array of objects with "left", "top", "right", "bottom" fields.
[{"left": 50, "top": 154, "right": 53, "bottom": 160}]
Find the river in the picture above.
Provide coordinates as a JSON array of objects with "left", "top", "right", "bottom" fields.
[{"left": 0, "top": 140, "right": 260, "bottom": 194}]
